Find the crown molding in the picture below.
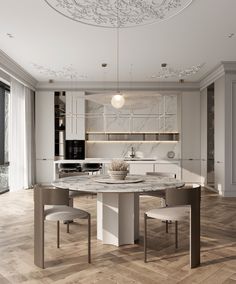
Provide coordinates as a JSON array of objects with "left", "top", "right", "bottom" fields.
[
  {"left": 199, "top": 63, "right": 225, "bottom": 91},
  {"left": 200, "top": 61, "right": 236, "bottom": 91},
  {"left": 221, "top": 61, "right": 236, "bottom": 73},
  {"left": 0, "top": 49, "right": 37, "bottom": 90},
  {"left": 36, "top": 80, "right": 200, "bottom": 92}
]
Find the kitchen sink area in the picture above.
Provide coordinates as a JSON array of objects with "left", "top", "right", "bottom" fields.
[{"left": 124, "top": 158, "right": 157, "bottom": 161}]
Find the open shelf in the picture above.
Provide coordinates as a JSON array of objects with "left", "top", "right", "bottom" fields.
[{"left": 86, "top": 132, "right": 179, "bottom": 142}]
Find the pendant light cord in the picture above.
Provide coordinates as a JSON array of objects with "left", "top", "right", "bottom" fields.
[{"left": 116, "top": 0, "right": 120, "bottom": 93}]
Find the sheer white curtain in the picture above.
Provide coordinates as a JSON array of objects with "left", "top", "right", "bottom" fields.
[{"left": 9, "top": 79, "right": 35, "bottom": 191}]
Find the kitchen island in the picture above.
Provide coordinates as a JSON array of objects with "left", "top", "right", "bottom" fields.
[{"left": 54, "top": 158, "right": 181, "bottom": 179}]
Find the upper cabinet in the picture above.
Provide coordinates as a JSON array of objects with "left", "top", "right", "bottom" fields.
[
  {"left": 86, "top": 94, "right": 179, "bottom": 134},
  {"left": 35, "top": 91, "right": 54, "bottom": 159},
  {"left": 66, "top": 91, "right": 85, "bottom": 140}
]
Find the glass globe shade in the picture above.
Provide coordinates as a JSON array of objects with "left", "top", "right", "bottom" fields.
[{"left": 111, "top": 94, "right": 125, "bottom": 109}]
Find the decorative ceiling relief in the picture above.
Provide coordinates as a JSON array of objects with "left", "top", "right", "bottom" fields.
[
  {"left": 32, "top": 63, "right": 87, "bottom": 80},
  {"left": 44, "top": 0, "right": 193, "bottom": 28},
  {"left": 151, "top": 63, "right": 205, "bottom": 79}
]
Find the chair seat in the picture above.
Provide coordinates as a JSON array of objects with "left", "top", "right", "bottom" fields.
[
  {"left": 45, "top": 205, "right": 89, "bottom": 221},
  {"left": 146, "top": 205, "right": 190, "bottom": 221}
]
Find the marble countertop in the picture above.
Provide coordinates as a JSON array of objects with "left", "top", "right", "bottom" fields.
[
  {"left": 52, "top": 174, "right": 184, "bottom": 193},
  {"left": 54, "top": 158, "right": 180, "bottom": 164}
]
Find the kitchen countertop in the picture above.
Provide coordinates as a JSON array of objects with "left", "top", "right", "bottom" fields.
[{"left": 54, "top": 158, "right": 180, "bottom": 164}]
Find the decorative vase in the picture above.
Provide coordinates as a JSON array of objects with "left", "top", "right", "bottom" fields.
[{"left": 108, "top": 170, "right": 128, "bottom": 180}]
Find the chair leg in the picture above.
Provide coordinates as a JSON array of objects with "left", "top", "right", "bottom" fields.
[
  {"left": 175, "top": 221, "right": 178, "bottom": 249},
  {"left": 166, "top": 220, "right": 169, "bottom": 233},
  {"left": 57, "top": 221, "right": 60, "bottom": 248},
  {"left": 88, "top": 214, "right": 91, "bottom": 263},
  {"left": 144, "top": 213, "right": 147, "bottom": 263},
  {"left": 67, "top": 222, "right": 70, "bottom": 233}
]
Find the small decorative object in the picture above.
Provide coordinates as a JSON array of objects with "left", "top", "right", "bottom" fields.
[
  {"left": 108, "top": 160, "right": 129, "bottom": 180},
  {"left": 167, "top": 151, "right": 175, "bottom": 159}
]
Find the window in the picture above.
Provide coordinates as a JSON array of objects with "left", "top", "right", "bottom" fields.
[{"left": 0, "top": 81, "right": 10, "bottom": 193}]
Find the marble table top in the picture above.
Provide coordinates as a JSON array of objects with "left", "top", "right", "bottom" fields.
[{"left": 52, "top": 174, "right": 185, "bottom": 193}]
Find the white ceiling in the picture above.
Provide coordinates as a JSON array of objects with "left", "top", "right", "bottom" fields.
[{"left": 0, "top": 0, "right": 236, "bottom": 83}]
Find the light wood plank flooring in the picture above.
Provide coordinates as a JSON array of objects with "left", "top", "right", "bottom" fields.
[{"left": 0, "top": 188, "right": 235, "bottom": 284}]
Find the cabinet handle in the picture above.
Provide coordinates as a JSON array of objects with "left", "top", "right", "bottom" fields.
[
  {"left": 216, "top": 161, "right": 221, "bottom": 163},
  {"left": 188, "top": 158, "right": 193, "bottom": 160},
  {"left": 43, "top": 159, "right": 47, "bottom": 160}
]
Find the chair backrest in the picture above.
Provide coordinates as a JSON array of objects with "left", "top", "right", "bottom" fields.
[
  {"left": 82, "top": 163, "right": 102, "bottom": 171},
  {"left": 165, "top": 184, "right": 201, "bottom": 207},
  {"left": 146, "top": 172, "right": 176, "bottom": 179},
  {"left": 165, "top": 184, "right": 201, "bottom": 268},
  {"left": 34, "top": 184, "right": 69, "bottom": 206}
]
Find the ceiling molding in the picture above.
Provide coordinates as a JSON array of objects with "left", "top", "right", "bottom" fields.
[
  {"left": 199, "top": 63, "right": 225, "bottom": 91},
  {"left": 221, "top": 61, "right": 236, "bottom": 73},
  {"left": 44, "top": 0, "right": 193, "bottom": 28},
  {"left": 36, "top": 80, "right": 200, "bottom": 92},
  {"left": 200, "top": 61, "right": 236, "bottom": 91},
  {"left": 0, "top": 49, "right": 37, "bottom": 90}
]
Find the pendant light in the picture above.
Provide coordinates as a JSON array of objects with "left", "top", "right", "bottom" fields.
[{"left": 111, "top": 1, "right": 125, "bottom": 109}]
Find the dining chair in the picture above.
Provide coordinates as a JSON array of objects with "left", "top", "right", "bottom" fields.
[
  {"left": 82, "top": 163, "right": 102, "bottom": 175},
  {"left": 145, "top": 172, "right": 177, "bottom": 233},
  {"left": 144, "top": 184, "right": 201, "bottom": 268},
  {"left": 34, "top": 184, "right": 91, "bottom": 269}
]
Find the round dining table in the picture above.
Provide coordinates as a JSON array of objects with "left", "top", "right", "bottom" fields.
[{"left": 52, "top": 174, "right": 184, "bottom": 246}]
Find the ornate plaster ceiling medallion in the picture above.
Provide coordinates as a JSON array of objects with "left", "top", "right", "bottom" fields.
[
  {"left": 32, "top": 63, "right": 87, "bottom": 80},
  {"left": 44, "top": 0, "right": 193, "bottom": 28},
  {"left": 151, "top": 63, "right": 205, "bottom": 79}
]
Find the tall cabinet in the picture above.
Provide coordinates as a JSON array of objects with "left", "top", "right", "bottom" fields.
[
  {"left": 35, "top": 91, "right": 54, "bottom": 183},
  {"left": 181, "top": 92, "right": 201, "bottom": 183}
]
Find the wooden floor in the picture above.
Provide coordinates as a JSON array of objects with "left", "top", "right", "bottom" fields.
[{"left": 0, "top": 188, "right": 236, "bottom": 284}]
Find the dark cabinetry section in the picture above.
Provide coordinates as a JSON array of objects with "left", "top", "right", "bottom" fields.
[
  {"left": 54, "top": 91, "right": 65, "bottom": 157},
  {"left": 65, "top": 140, "right": 85, "bottom": 160}
]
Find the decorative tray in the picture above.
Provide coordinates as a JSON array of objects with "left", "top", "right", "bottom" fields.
[{"left": 94, "top": 176, "right": 144, "bottom": 184}]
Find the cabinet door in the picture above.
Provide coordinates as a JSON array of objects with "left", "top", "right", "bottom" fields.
[
  {"left": 181, "top": 92, "right": 201, "bottom": 159},
  {"left": 66, "top": 92, "right": 85, "bottom": 140},
  {"left": 181, "top": 160, "right": 201, "bottom": 183},
  {"left": 155, "top": 163, "right": 180, "bottom": 179},
  {"left": 129, "top": 163, "right": 154, "bottom": 175},
  {"left": 36, "top": 159, "right": 54, "bottom": 183},
  {"left": 35, "top": 91, "right": 54, "bottom": 159}
]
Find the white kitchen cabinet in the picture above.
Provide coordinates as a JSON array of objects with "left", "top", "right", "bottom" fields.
[
  {"left": 36, "top": 159, "right": 54, "bottom": 184},
  {"left": 35, "top": 91, "right": 54, "bottom": 183},
  {"left": 181, "top": 160, "right": 201, "bottom": 183},
  {"left": 66, "top": 91, "right": 85, "bottom": 140},
  {"left": 181, "top": 92, "right": 201, "bottom": 183},
  {"left": 129, "top": 163, "right": 154, "bottom": 175},
  {"left": 35, "top": 91, "right": 54, "bottom": 159},
  {"left": 181, "top": 92, "right": 201, "bottom": 160},
  {"left": 155, "top": 163, "right": 181, "bottom": 179}
]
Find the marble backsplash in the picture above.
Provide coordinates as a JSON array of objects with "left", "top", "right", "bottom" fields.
[
  {"left": 86, "top": 141, "right": 180, "bottom": 160},
  {"left": 85, "top": 94, "right": 180, "bottom": 160}
]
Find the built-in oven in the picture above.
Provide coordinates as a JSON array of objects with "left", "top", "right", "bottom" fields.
[{"left": 65, "top": 140, "right": 85, "bottom": 160}]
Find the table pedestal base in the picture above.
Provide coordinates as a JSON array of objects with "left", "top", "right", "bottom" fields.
[{"left": 97, "top": 192, "right": 139, "bottom": 246}]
